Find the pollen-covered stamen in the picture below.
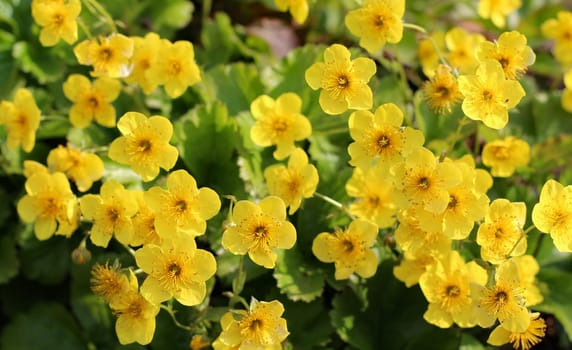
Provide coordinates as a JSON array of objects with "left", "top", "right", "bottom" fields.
[
  {"left": 137, "top": 139, "right": 152, "bottom": 153},
  {"left": 88, "top": 96, "right": 99, "bottom": 108},
  {"left": 99, "top": 47, "right": 113, "bottom": 62},
  {"left": 337, "top": 75, "right": 350, "bottom": 89},
  {"left": 482, "top": 90, "right": 494, "bottom": 101},
  {"left": 417, "top": 176, "right": 431, "bottom": 190},
  {"left": 447, "top": 195, "right": 458, "bottom": 209},
  {"left": 253, "top": 225, "right": 269, "bottom": 239}
]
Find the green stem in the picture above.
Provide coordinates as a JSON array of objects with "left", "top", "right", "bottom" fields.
[
  {"left": 160, "top": 304, "right": 193, "bottom": 331},
  {"left": 506, "top": 225, "right": 535, "bottom": 258},
  {"left": 313, "top": 127, "right": 349, "bottom": 136},
  {"left": 402, "top": 22, "right": 427, "bottom": 34},
  {"left": 202, "top": 0, "right": 212, "bottom": 24},
  {"left": 82, "top": 0, "right": 118, "bottom": 32},
  {"left": 77, "top": 18, "right": 93, "bottom": 39},
  {"left": 81, "top": 145, "right": 109, "bottom": 154},
  {"left": 232, "top": 255, "right": 245, "bottom": 295},
  {"left": 441, "top": 117, "right": 469, "bottom": 161},
  {"left": 40, "top": 115, "right": 69, "bottom": 122},
  {"left": 314, "top": 192, "right": 355, "bottom": 219},
  {"left": 532, "top": 232, "right": 545, "bottom": 258}
]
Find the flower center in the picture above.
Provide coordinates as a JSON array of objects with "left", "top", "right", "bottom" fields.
[
  {"left": 167, "top": 262, "right": 182, "bottom": 277},
  {"left": 417, "top": 177, "right": 431, "bottom": 190},
  {"left": 446, "top": 285, "right": 461, "bottom": 297},
  {"left": 99, "top": 47, "right": 113, "bottom": 62},
  {"left": 138, "top": 139, "right": 152, "bottom": 153},
  {"left": 88, "top": 96, "right": 99, "bottom": 108},
  {"left": 337, "top": 75, "right": 349, "bottom": 89},
  {"left": 175, "top": 199, "right": 187, "bottom": 213},
  {"left": 482, "top": 90, "right": 494, "bottom": 101},
  {"left": 342, "top": 239, "right": 355, "bottom": 252},
  {"left": 447, "top": 195, "right": 458, "bottom": 209}
]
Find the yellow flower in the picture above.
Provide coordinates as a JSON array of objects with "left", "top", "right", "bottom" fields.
[
  {"left": 135, "top": 231, "right": 217, "bottom": 306},
  {"left": 79, "top": 180, "right": 138, "bottom": 247},
  {"left": 275, "top": 0, "right": 308, "bottom": 23},
  {"left": 392, "top": 147, "right": 461, "bottom": 214},
  {"left": 344, "top": 0, "right": 405, "bottom": 54},
  {"left": 190, "top": 335, "right": 210, "bottom": 350},
  {"left": 90, "top": 262, "right": 132, "bottom": 308},
  {"left": 345, "top": 165, "right": 399, "bottom": 229},
  {"left": 124, "top": 33, "right": 161, "bottom": 94},
  {"left": 213, "top": 299, "right": 289, "bottom": 349},
  {"left": 47, "top": 144, "right": 104, "bottom": 192},
  {"left": 146, "top": 39, "right": 201, "bottom": 98},
  {"left": 482, "top": 136, "right": 530, "bottom": 177},
  {"left": 111, "top": 270, "right": 160, "bottom": 345},
  {"left": 445, "top": 27, "right": 485, "bottom": 74},
  {"left": 108, "top": 112, "right": 179, "bottom": 182},
  {"left": 418, "top": 31, "right": 445, "bottom": 78},
  {"left": 532, "top": 179, "right": 572, "bottom": 252},
  {"left": 74, "top": 34, "right": 134, "bottom": 78},
  {"left": 144, "top": 169, "right": 221, "bottom": 237},
  {"left": 474, "top": 260, "right": 530, "bottom": 333},
  {"left": 130, "top": 190, "right": 161, "bottom": 247},
  {"left": 419, "top": 251, "right": 488, "bottom": 328},
  {"left": 499, "top": 256, "right": 543, "bottom": 307},
  {"left": 31, "top": 0, "right": 81, "bottom": 46},
  {"left": 222, "top": 196, "right": 296, "bottom": 269},
  {"left": 393, "top": 252, "right": 439, "bottom": 287},
  {"left": 458, "top": 60, "right": 526, "bottom": 129},
  {"left": 487, "top": 312, "right": 546, "bottom": 350},
  {"left": 23, "top": 160, "right": 49, "bottom": 178},
  {"left": 264, "top": 148, "right": 319, "bottom": 214},
  {"left": 312, "top": 219, "right": 378, "bottom": 280},
  {"left": 562, "top": 69, "right": 572, "bottom": 112},
  {"left": 423, "top": 64, "right": 463, "bottom": 114},
  {"left": 63, "top": 74, "right": 121, "bottom": 128},
  {"left": 477, "top": 199, "right": 527, "bottom": 264},
  {"left": 476, "top": 31, "right": 535, "bottom": 80},
  {"left": 542, "top": 11, "right": 572, "bottom": 67},
  {"left": 478, "top": 0, "right": 522, "bottom": 28},
  {"left": 0, "top": 88, "right": 41, "bottom": 152},
  {"left": 348, "top": 103, "right": 425, "bottom": 169},
  {"left": 250, "top": 93, "right": 312, "bottom": 160},
  {"left": 305, "top": 44, "right": 376, "bottom": 115},
  {"left": 395, "top": 208, "right": 452, "bottom": 259},
  {"left": 17, "top": 172, "right": 79, "bottom": 240}
]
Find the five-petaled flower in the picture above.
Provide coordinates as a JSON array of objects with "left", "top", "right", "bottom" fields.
[
  {"left": 74, "top": 33, "right": 134, "bottom": 78},
  {"left": 0, "top": 88, "right": 41, "bottom": 152},
  {"left": 482, "top": 136, "right": 530, "bottom": 177},
  {"left": 31, "top": 0, "right": 81, "bottom": 46},
  {"left": 305, "top": 44, "right": 376, "bottom": 115}
]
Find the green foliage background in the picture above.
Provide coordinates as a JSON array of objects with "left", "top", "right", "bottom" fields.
[{"left": 1, "top": 0, "right": 572, "bottom": 349}]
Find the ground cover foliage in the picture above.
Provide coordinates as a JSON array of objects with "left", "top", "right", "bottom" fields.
[{"left": 1, "top": 0, "right": 572, "bottom": 349}]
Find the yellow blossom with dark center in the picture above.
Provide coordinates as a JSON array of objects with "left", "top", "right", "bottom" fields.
[
  {"left": 47, "top": 144, "right": 104, "bottom": 191},
  {"left": 478, "top": 0, "right": 522, "bottom": 28},
  {"left": 250, "top": 93, "right": 312, "bottom": 160},
  {"left": 74, "top": 33, "right": 134, "bottom": 78},
  {"left": 135, "top": 231, "right": 216, "bottom": 306},
  {"left": 542, "top": 11, "right": 572, "bottom": 67},
  {"left": 63, "top": 74, "right": 121, "bottom": 128},
  {"left": 305, "top": 44, "right": 376, "bottom": 115},
  {"left": 222, "top": 196, "right": 296, "bottom": 269},
  {"left": 108, "top": 112, "right": 179, "bottom": 182},
  {"left": 482, "top": 136, "right": 530, "bottom": 177},
  {"left": 458, "top": 60, "right": 525, "bottom": 129},
  {"left": 532, "top": 179, "right": 572, "bottom": 252},
  {"left": 31, "top": 0, "right": 81, "bottom": 46},
  {"left": 312, "top": 219, "right": 378, "bottom": 280},
  {"left": 344, "top": 0, "right": 404, "bottom": 53},
  {"left": 423, "top": 64, "right": 463, "bottom": 114},
  {"left": 125, "top": 33, "right": 161, "bottom": 94},
  {"left": 476, "top": 31, "right": 535, "bottom": 80},
  {"left": 0, "top": 88, "right": 41, "bottom": 152},
  {"left": 488, "top": 312, "right": 546, "bottom": 350},
  {"left": 445, "top": 27, "right": 485, "bottom": 74}
]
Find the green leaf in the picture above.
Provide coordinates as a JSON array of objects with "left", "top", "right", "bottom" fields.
[
  {"left": 534, "top": 266, "right": 572, "bottom": 342},
  {"left": 12, "top": 41, "right": 66, "bottom": 83},
  {"left": 199, "top": 12, "right": 241, "bottom": 69},
  {"left": 532, "top": 92, "right": 572, "bottom": 142},
  {"left": 200, "top": 63, "right": 265, "bottom": 116},
  {"left": 175, "top": 101, "right": 244, "bottom": 196},
  {"left": 19, "top": 236, "right": 71, "bottom": 285},
  {"left": 0, "top": 234, "right": 19, "bottom": 284},
  {"left": 0, "top": 303, "right": 87, "bottom": 350},
  {"left": 282, "top": 298, "right": 335, "bottom": 349},
  {"left": 273, "top": 245, "right": 325, "bottom": 302},
  {"left": 0, "top": 48, "right": 18, "bottom": 98},
  {"left": 147, "top": 0, "right": 194, "bottom": 35},
  {"left": 330, "top": 260, "right": 460, "bottom": 350}
]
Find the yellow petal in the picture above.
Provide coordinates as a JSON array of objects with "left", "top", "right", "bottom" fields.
[
  {"left": 305, "top": 62, "right": 326, "bottom": 90},
  {"left": 176, "top": 282, "right": 206, "bottom": 306},
  {"left": 260, "top": 196, "right": 286, "bottom": 220}
]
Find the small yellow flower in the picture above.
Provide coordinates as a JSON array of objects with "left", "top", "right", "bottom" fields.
[
  {"left": 393, "top": 252, "right": 439, "bottom": 287},
  {"left": 135, "top": 231, "right": 217, "bottom": 306},
  {"left": 274, "top": 0, "right": 309, "bottom": 23},
  {"left": 418, "top": 31, "right": 445, "bottom": 78},
  {"left": 532, "top": 179, "right": 572, "bottom": 252},
  {"left": 392, "top": 147, "right": 461, "bottom": 214},
  {"left": 562, "top": 69, "right": 572, "bottom": 112},
  {"left": 476, "top": 198, "right": 527, "bottom": 264},
  {"left": 213, "top": 299, "right": 289, "bottom": 349},
  {"left": 542, "top": 11, "right": 572, "bottom": 67},
  {"left": 108, "top": 112, "right": 179, "bottom": 181},
  {"left": 250, "top": 92, "right": 312, "bottom": 160},
  {"left": 395, "top": 208, "right": 452, "bottom": 259},
  {"left": 79, "top": 180, "right": 138, "bottom": 247},
  {"left": 0, "top": 88, "right": 41, "bottom": 152},
  {"left": 17, "top": 172, "right": 79, "bottom": 240},
  {"left": 478, "top": 0, "right": 522, "bottom": 28},
  {"left": 222, "top": 196, "right": 296, "bottom": 269},
  {"left": 482, "top": 136, "right": 530, "bottom": 177},
  {"left": 346, "top": 165, "right": 399, "bottom": 229},
  {"left": 344, "top": 0, "right": 405, "bottom": 54},
  {"left": 90, "top": 262, "right": 132, "bottom": 308},
  {"left": 74, "top": 34, "right": 134, "bottom": 78},
  {"left": 130, "top": 190, "right": 161, "bottom": 247},
  {"left": 63, "top": 74, "right": 121, "bottom": 128},
  {"left": 419, "top": 251, "right": 487, "bottom": 328},
  {"left": 423, "top": 64, "right": 463, "bottom": 114},
  {"left": 458, "top": 60, "right": 526, "bottom": 129},
  {"left": 47, "top": 144, "right": 104, "bottom": 192},
  {"left": 445, "top": 27, "right": 485, "bottom": 74},
  {"left": 474, "top": 260, "right": 530, "bottom": 333},
  {"left": 487, "top": 312, "right": 546, "bottom": 350},
  {"left": 264, "top": 148, "right": 319, "bottom": 214},
  {"left": 348, "top": 103, "right": 425, "bottom": 169},
  {"left": 145, "top": 39, "right": 201, "bottom": 98},
  {"left": 124, "top": 33, "right": 161, "bottom": 94},
  {"left": 499, "top": 256, "right": 543, "bottom": 307},
  {"left": 312, "top": 219, "right": 378, "bottom": 280},
  {"left": 305, "top": 44, "right": 376, "bottom": 115},
  {"left": 31, "top": 0, "right": 81, "bottom": 46},
  {"left": 476, "top": 31, "right": 535, "bottom": 80},
  {"left": 144, "top": 169, "right": 221, "bottom": 237}
]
